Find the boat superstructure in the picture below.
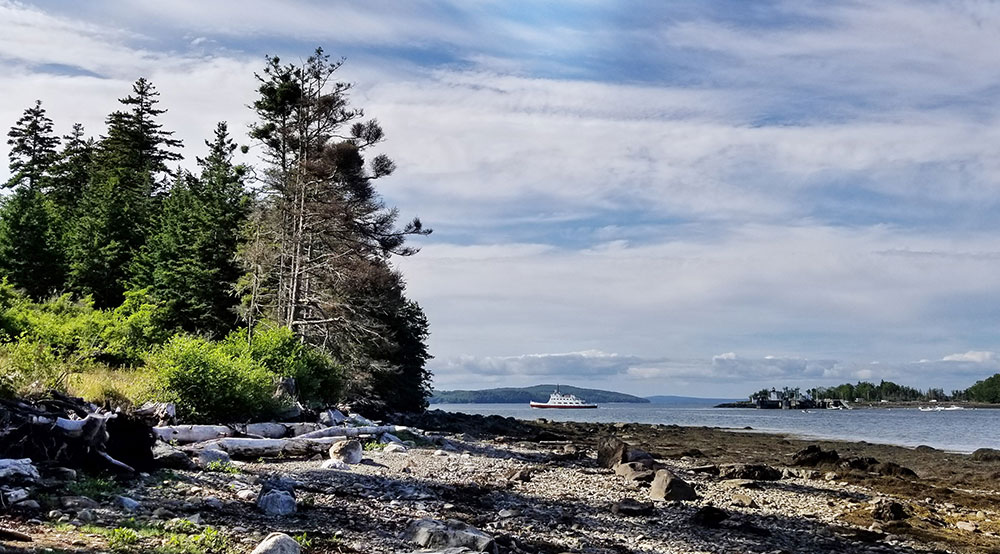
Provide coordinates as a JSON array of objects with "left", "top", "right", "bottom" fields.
[{"left": 529, "top": 387, "right": 597, "bottom": 409}]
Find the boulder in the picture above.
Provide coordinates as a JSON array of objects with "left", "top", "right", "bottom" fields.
[
  {"left": 597, "top": 437, "right": 629, "bottom": 468},
  {"left": 405, "top": 519, "right": 497, "bottom": 553},
  {"left": 114, "top": 496, "right": 140, "bottom": 513},
  {"left": 329, "top": 439, "right": 363, "bottom": 464},
  {"left": 257, "top": 477, "right": 297, "bottom": 516},
  {"left": 840, "top": 456, "right": 879, "bottom": 471},
  {"left": 718, "top": 463, "right": 782, "bottom": 481},
  {"left": 153, "top": 442, "right": 195, "bottom": 470},
  {"left": 611, "top": 499, "right": 654, "bottom": 517},
  {"left": 258, "top": 489, "right": 296, "bottom": 516},
  {"left": 60, "top": 496, "right": 99, "bottom": 510},
  {"left": 730, "top": 493, "right": 758, "bottom": 508},
  {"left": 251, "top": 532, "right": 301, "bottom": 554},
  {"left": 614, "top": 461, "right": 657, "bottom": 482},
  {"left": 871, "top": 499, "right": 908, "bottom": 521},
  {"left": 196, "top": 448, "right": 231, "bottom": 468},
  {"left": 970, "top": 448, "right": 1000, "bottom": 462},
  {"left": 384, "top": 443, "right": 408, "bottom": 453},
  {"left": 649, "top": 470, "right": 698, "bottom": 501},
  {"left": 872, "top": 462, "right": 917, "bottom": 478},
  {"left": 0, "top": 459, "right": 40, "bottom": 482},
  {"left": 792, "top": 445, "right": 839, "bottom": 467}
]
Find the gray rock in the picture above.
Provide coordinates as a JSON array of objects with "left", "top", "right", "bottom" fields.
[
  {"left": 76, "top": 509, "right": 95, "bottom": 523},
  {"left": 237, "top": 489, "right": 257, "bottom": 501},
  {"left": 691, "top": 505, "right": 729, "bottom": 527},
  {"left": 649, "top": 470, "right": 698, "bottom": 501},
  {"left": 60, "top": 496, "right": 100, "bottom": 510},
  {"left": 432, "top": 449, "right": 449, "bottom": 457},
  {"left": 319, "top": 409, "right": 346, "bottom": 426},
  {"left": 597, "top": 437, "right": 629, "bottom": 468},
  {"left": 405, "top": 519, "right": 497, "bottom": 553},
  {"left": 970, "top": 448, "right": 1000, "bottom": 462},
  {"left": 320, "top": 459, "right": 350, "bottom": 470},
  {"left": 0, "top": 459, "right": 40, "bottom": 482},
  {"left": 718, "top": 463, "right": 782, "bottom": 481},
  {"left": 731, "top": 493, "right": 759, "bottom": 508},
  {"left": 258, "top": 490, "right": 296, "bottom": 516},
  {"left": 153, "top": 442, "right": 195, "bottom": 470},
  {"left": 152, "top": 507, "right": 173, "bottom": 519},
  {"left": 196, "top": 448, "right": 231, "bottom": 467},
  {"left": 114, "top": 496, "right": 141, "bottom": 513},
  {"left": 329, "top": 440, "right": 363, "bottom": 464},
  {"left": 3, "top": 488, "right": 29, "bottom": 504},
  {"left": 203, "top": 497, "right": 223, "bottom": 510},
  {"left": 13, "top": 499, "right": 40, "bottom": 511},
  {"left": 956, "top": 521, "right": 978, "bottom": 532},
  {"left": 251, "top": 532, "right": 302, "bottom": 554},
  {"left": 48, "top": 467, "right": 77, "bottom": 481},
  {"left": 613, "top": 461, "right": 655, "bottom": 483},
  {"left": 871, "top": 499, "right": 908, "bottom": 521},
  {"left": 384, "top": 443, "right": 408, "bottom": 453},
  {"left": 380, "top": 432, "right": 403, "bottom": 444},
  {"left": 611, "top": 499, "right": 654, "bottom": 517}
]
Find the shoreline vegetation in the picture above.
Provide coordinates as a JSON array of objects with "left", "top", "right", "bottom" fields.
[
  {"left": 3, "top": 410, "right": 999, "bottom": 553},
  {"left": 0, "top": 48, "right": 432, "bottom": 419}
]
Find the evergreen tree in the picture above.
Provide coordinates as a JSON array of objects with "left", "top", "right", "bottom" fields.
[
  {"left": 46, "top": 123, "right": 94, "bottom": 219},
  {"left": 67, "top": 79, "right": 182, "bottom": 307},
  {"left": 0, "top": 189, "right": 65, "bottom": 299},
  {"left": 0, "top": 101, "right": 65, "bottom": 297},
  {"left": 137, "top": 122, "right": 249, "bottom": 335},
  {"left": 5, "top": 100, "right": 59, "bottom": 190}
]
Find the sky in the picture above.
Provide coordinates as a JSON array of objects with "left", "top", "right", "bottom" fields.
[{"left": 1, "top": 0, "right": 999, "bottom": 397}]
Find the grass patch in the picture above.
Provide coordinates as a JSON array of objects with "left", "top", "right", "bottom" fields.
[
  {"left": 66, "top": 476, "right": 122, "bottom": 499},
  {"left": 204, "top": 460, "right": 240, "bottom": 474},
  {"left": 66, "top": 367, "right": 157, "bottom": 408}
]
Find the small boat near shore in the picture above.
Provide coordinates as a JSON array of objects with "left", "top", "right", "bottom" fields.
[
  {"left": 529, "top": 387, "right": 597, "bottom": 409},
  {"left": 919, "top": 405, "right": 965, "bottom": 412}
]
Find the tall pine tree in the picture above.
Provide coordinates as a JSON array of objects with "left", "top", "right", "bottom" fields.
[
  {"left": 67, "top": 78, "right": 182, "bottom": 307},
  {"left": 0, "top": 101, "right": 65, "bottom": 298},
  {"left": 136, "top": 122, "right": 249, "bottom": 335}
]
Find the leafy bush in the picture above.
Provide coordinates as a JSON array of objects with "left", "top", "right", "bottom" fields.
[
  {"left": 148, "top": 335, "right": 279, "bottom": 422},
  {"left": 223, "top": 324, "right": 343, "bottom": 406},
  {"left": 108, "top": 527, "right": 140, "bottom": 551},
  {"left": 0, "top": 340, "right": 66, "bottom": 397}
]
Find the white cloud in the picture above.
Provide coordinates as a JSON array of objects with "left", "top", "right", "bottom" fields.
[{"left": 942, "top": 351, "right": 997, "bottom": 364}]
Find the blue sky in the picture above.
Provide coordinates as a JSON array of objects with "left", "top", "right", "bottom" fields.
[{"left": 2, "top": 0, "right": 999, "bottom": 396}]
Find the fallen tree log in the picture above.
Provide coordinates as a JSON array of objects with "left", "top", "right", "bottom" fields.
[
  {"left": 152, "top": 425, "right": 234, "bottom": 444},
  {"left": 296, "top": 425, "right": 408, "bottom": 440},
  {"left": 196, "top": 437, "right": 345, "bottom": 459}
]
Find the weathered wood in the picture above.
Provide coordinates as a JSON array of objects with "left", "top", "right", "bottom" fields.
[
  {"left": 202, "top": 436, "right": 345, "bottom": 459},
  {"left": 152, "top": 425, "right": 234, "bottom": 443},
  {"left": 297, "top": 425, "right": 408, "bottom": 440}
]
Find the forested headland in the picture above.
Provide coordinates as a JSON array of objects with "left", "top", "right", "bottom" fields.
[{"left": 0, "top": 49, "right": 432, "bottom": 421}]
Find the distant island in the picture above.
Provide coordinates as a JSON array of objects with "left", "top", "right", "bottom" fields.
[
  {"left": 429, "top": 385, "right": 650, "bottom": 404},
  {"left": 646, "top": 395, "right": 745, "bottom": 406}
]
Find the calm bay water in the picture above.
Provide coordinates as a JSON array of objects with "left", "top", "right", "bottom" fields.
[{"left": 437, "top": 403, "right": 1000, "bottom": 453}]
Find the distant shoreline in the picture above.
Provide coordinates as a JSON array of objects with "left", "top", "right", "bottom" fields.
[{"left": 715, "top": 400, "right": 1000, "bottom": 409}]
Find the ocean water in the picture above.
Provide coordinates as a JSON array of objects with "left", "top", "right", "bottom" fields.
[{"left": 437, "top": 403, "right": 1000, "bottom": 453}]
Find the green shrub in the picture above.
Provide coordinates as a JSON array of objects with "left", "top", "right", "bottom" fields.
[
  {"left": 149, "top": 335, "right": 279, "bottom": 422},
  {"left": 223, "top": 324, "right": 343, "bottom": 406},
  {"left": 108, "top": 527, "right": 140, "bottom": 551},
  {"left": 0, "top": 340, "right": 66, "bottom": 397}
]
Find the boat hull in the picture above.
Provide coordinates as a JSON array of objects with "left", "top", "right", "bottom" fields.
[{"left": 529, "top": 402, "right": 597, "bottom": 409}]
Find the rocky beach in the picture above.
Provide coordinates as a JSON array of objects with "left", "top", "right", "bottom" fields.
[{"left": 2, "top": 410, "right": 1000, "bottom": 554}]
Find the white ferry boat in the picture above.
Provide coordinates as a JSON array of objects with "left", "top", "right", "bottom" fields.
[{"left": 529, "top": 387, "right": 597, "bottom": 409}]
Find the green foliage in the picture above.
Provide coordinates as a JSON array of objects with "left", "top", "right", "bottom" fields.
[
  {"left": 0, "top": 188, "right": 66, "bottom": 299},
  {"left": 0, "top": 340, "right": 65, "bottom": 397},
  {"left": 362, "top": 440, "right": 383, "bottom": 451},
  {"left": 108, "top": 527, "right": 141, "bottom": 551},
  {"left": 293, "top": 532, "right": 313, "bottom": 549},
  {"left": 224, "top": 324, "right": 342, "bottom": 406},
  {"left": 148, "top": 335, "right": 278, "bottom": 423},
  {"left": 812, "top": 379, "right": 926, "bottom": 402},
  {"left": 66, "top": 476, "right": 121, "bottom": 499},
  {"left": 966, "top": 374, "right": 1000, "bottom": 403},
  {"left": 204, "top": 460, "right": 240, "bottom": 474}
]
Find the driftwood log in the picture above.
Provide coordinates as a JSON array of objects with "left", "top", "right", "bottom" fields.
[{"left": 0, "top": 393, "right": 153, "bottom": 473}]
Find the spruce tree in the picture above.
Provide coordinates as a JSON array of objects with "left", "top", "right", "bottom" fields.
[
  {"left": 67, "top": 79, "right": 182, "bottom": 308},
  {"left": 137, "top": 122, "right": 249, "bottom": 335},
  {"left": 5, "top": 100, "right": 59, "bottom": 190},
  {"left": 0, "top": 101, "right": 65, "bottom": 298}
]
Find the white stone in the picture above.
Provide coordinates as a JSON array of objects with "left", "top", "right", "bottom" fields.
[
  {"left": 251, "top": 532, "right": 301, "bottom": 554},
  {"left": 321, "top": 459, "right": 350, "bottom": 470},
  {"left": 329, "top": 439, "right": 363, "bottom": 464},
  {"left": 257, "top": 490, "right": 296, "bottom": 516},
  {"left": 384, "top": 443, "right": 408, "bottom": 453}
]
